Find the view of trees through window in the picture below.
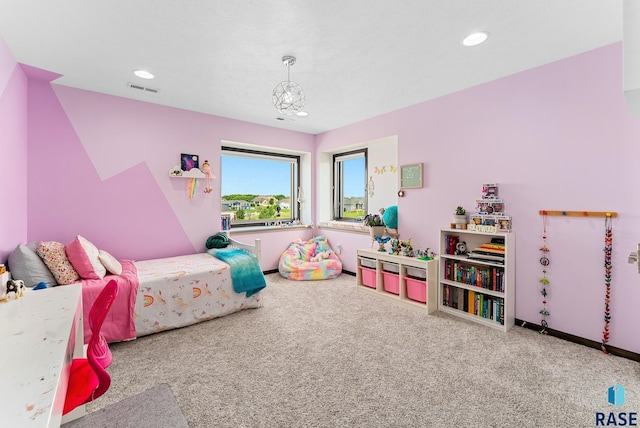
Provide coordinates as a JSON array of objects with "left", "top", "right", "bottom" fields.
[
  {"left": 220, "top": 193, "right": 291, "bottom": 221},
  {"left": 221, "top": 148, "right": 299, "bottom": 226}
]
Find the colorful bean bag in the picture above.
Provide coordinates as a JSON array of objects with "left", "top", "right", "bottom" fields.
[{"left": 278, "top": 236, "right": 342, "bottom": 280}]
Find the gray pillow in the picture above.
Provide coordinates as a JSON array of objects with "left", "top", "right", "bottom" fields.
[{"left": 7, "top": 243, "right": 57, "bottom": 287}]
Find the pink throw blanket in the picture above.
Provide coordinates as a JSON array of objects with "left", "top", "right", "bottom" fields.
[{"left": 77, "top": 260, "right": 139, "bottom": 343}]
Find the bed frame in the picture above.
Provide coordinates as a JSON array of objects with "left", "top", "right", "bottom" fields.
[{"left": 229, "top": 236, "right": 262, "bottom": 268}]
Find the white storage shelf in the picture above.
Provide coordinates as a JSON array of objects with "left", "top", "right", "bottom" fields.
[
  {"left": 438, "top": 228, "right": 515, "bottom": 332},
  {"left": 356, "top": 248, "right": 438, "bottom": 314}
]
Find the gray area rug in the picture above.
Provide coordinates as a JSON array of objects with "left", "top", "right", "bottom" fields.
[
  {"left": 62, "top": 383, "right": 188, "bottom": 428},
  {"left": 82, "top": 273, "right": 639, "bottom": 427}
]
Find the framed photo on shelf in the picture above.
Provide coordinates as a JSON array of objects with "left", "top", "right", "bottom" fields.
[{"left": 181, "top": 153, "right": 199, "bottom": 171}]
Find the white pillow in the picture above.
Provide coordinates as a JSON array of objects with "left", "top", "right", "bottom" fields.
[{"left": 98, "top": 250, "right": 123, "bottom": 275}]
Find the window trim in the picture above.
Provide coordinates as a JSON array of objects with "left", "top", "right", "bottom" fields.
[
  {"left": 332, "top": 148, "right": 367, "bottom": 222},
  {"left": 221, "top": 146, "right": 300, "bottom": 228}
]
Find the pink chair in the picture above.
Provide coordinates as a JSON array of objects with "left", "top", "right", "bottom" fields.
[
  {"left": 88, "top": 285, "right": 115, "bottom": 369},
  {"left": 63, "top": 280, "right": 118, "bottom": 415}
]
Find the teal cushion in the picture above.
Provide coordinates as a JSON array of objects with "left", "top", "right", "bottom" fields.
[
  {"left": 206, "top": 232, "right": 230, "bottom": 249},
  {"left": 382, "top": 205, "right": 398, "bottom": 229}
]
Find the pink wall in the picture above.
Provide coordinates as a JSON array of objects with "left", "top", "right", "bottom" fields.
[
  {"left": 2, "top": 34, "right": 638, "bottom": 353},
  {"left": 0, "top": 38, "right": 28, "bottom": 263},
  {"left": 24, "top": 78, "right": 314, "bottom": 266},
  {"left": 316, "top": 43, "right": 640, "bottom": 354}
]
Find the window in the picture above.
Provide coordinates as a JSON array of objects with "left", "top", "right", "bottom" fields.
[
  {"left": 333, "top": 149, "right": 367, "bottom": 221},
  {"left": 221, "top": 147, "right": 300, "bottom": 228}
]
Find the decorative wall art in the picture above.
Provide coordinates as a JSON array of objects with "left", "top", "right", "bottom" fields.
[
  {"left": 181, "top": 153, "right": 199, "bottom": 171},
  {"left": 400, "top": 163, "right": 423, "bottom": 189}
]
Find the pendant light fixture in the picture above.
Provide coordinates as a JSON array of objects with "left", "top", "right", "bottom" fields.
[{"left": 272, "top": 55, "right": 305, "bottom": 115}]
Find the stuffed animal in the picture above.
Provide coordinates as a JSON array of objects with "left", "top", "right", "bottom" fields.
[
  {"left": 310, "top": 250, "right": 331, "bottom": 262},
  {"left": 455, "top": 241, "right": 468, "bottom": 256},
  {"left": 1, "top": 279, "right": 25, "bottom": 302}
]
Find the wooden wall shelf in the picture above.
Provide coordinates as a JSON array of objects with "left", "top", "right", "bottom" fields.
[{"left": 538, "top": 210, "right": 617, "bottom": 218}]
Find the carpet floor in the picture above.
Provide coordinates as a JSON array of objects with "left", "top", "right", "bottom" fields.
[{"left": 79, "top": 273, "right": 639, "bottom": 427}]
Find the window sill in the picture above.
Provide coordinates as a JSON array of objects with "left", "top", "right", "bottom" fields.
[
  {"left": 318, "top": 221, "right": 399, "bottom": 237},
  {"left": 317, "top": 221, "right": 369, "bottom": 234},
  {"left": 227, "top": 224, "right": 312, "bottom": 234}
]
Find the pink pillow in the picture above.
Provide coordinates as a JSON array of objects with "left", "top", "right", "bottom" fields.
[
  {"left": 66, "top": 235, "right": 107, "bottom": 280},
  {"left": 36, "top": 241, "right": 80, "bottom": 285}
]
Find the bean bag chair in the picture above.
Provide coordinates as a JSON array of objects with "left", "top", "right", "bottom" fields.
[{"left": 278, "top": 236, "right": 342, "bottom": 280}]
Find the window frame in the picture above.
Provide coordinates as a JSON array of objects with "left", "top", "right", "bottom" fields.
[
  {"left": 332, "top": 148, "right": 368, "bottom": 222},
  {"left": 221, "top": 146, "right": 300, "bottom": 228}
]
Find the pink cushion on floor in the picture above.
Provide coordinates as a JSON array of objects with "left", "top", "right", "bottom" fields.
[{"left": 63, "top": 358, "right": 99, "bottom": 415}]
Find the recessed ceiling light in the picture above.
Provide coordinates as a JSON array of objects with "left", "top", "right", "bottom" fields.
[
  {"left": 296, "top": 111, "right": 308, "bottom": 117},
  {"left": 133, "top": 70, "right": 154, "bottom": 79},
  {"left": 462, "top": 32, "right": 489, "bottom": 47}
]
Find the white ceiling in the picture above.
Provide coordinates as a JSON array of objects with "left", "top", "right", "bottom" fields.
[{"left": 0, "top": 1, "right": 623, "bottom": 135}]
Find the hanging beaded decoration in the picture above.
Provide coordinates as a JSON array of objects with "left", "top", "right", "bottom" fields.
[
  {"left": 601, "top": 215, "right": 613, "bottom": 354},
  {"left": 539, "top": 212, "right": 550, "bottom": 334}
]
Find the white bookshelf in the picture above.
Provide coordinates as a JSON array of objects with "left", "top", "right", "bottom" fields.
[{"left": 438, "top": 228, "right": 515, "bottom": 331}]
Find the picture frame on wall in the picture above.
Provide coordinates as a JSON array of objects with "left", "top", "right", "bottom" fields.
[
  {"left": 400, "top": 163, "right": 423, "bottom": 189},
  {"left": 181, "top": 153, "right": 199, "bottom": 171}
]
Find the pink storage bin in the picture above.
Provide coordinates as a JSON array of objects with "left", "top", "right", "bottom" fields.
[
  {"left": 382, "top": 271, "right": 399, "bottom": 295},
  {"left": 359, "top": 266, "right": 376, "bottom": 288},
  {"left": 406, "top": 276, "right": 427, "bottom": 303}
]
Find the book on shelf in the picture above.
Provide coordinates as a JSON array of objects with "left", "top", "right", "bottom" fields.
[
  {"left": 467, "top": 290, "right": 475, "bottom": 314},
  {"left": 477, "top": 242, "right": 505, "bottom": 251},
  {"left": 467, "top": 251, "right": 505, "bottom": 263},
  {"left": 444, "top": 234, "right": 459, "bottom": 255},
  {"left": 221, "top": 214, "right": 231, "bottom": 231},
  {"left": 444, "top": 260, "right": 505, "bottom": 292},
  {"left": 467, "top": 241, "right": 506, "bottom": 263},
  {"left": 473, "top": 248, "right": 504, "bottom": 255},
  {"left": 459, "top": 287, "right": 466, "bottom": 312},
  {"left": 441, "top": 284, "right": 504, "bottom": 324}
]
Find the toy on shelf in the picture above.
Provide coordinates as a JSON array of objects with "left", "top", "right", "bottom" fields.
[
  {"left": 467, "top": 183, "right": 512, "bottom": 233},
  {"left": 399, "top": 238, "right": 414, "bottom": 257},
  {"left": 454, "top": 241, "right": 468, "bottom": 256},
  {"left": 1, "top": 279, "right": 25, "bottom": 302},
  {"left": 416, "top": 247, "right": 434, "bottom": 261},
  {"left": 375, "top": 236, "right": 390, "bottom": 252}
]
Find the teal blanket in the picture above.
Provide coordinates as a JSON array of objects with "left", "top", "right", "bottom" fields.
[{"left": 206, "top": 248, "right": 266, "bottom": 297}]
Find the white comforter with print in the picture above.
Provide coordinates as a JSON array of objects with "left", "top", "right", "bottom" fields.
[{"left": 133, "top": 253, "right": 262, "bottom": 337}]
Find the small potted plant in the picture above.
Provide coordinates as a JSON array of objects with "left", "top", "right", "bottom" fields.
[
  {"left": 453, "top": 206, "right": 467, "bottom": 225},
  {"left": 363, "top": 213, "right": 386, "bottom": 238}
]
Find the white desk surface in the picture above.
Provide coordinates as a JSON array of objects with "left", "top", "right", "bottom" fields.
[{"left": 0, "top": 284, "right": 83, "bottom": 427}]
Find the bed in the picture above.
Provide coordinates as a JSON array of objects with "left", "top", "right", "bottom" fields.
[{"left": 78, "top": 236, "right": 265, "bottom": 343}]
